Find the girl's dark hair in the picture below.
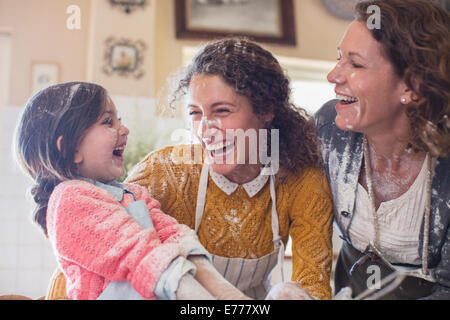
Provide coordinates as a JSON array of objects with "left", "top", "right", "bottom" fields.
[
  {"left": 171, "top": 37, "right": 321, "bottom": 176},
  {"left": 355, "top": 0, "right": 450, "bottom": 157},
  {"left": 14, "top": 82, "right": 107, "bottom": 236}
]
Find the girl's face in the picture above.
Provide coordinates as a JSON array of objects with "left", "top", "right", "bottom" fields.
[
  {"left": 187, "top": 74, "right": 270, "bottom": 180},
  {"left": 327, "top": 21, "right": 410, "bottom": 135},
  {"left": 74, "top": 97, "right": 129, "bottom": 183}
]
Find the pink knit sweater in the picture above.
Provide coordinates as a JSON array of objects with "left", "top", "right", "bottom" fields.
[{"left": 47, "top": 179, "right": 195, "bottom": 300}]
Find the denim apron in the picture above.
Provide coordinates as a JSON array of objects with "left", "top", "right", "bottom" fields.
[{"left": 195, "top": 164, "right": 285, "bottom": 300}]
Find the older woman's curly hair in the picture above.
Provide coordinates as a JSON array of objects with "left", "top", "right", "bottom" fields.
[
  {"left": 355, "top": 0, "right": 450, "bottom": 157},
  {"left": 170, "top": 37, "right": 321, "bottom": 176}
]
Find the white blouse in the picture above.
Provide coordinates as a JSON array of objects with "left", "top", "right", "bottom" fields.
[{"left": 349, "top": 154, "right": 429, "bottom": 265}]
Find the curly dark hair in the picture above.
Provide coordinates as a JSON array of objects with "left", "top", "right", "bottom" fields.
[
  {"left": 170, "top": 37, "right": 321, "bottom": 176},
  {"left": 14, "top": 82, "right": 107, "bottom": 236},
  {"left": 355, "top": 0, "right": 450, "bottom": 157}
]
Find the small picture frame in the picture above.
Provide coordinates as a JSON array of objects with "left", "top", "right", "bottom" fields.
[
  {"left": 109, "top": 0, "right": 147, "bottom": 14},
  {"left": 175, "top": 0, "right": 296, "bottom": 46},
  {"left": 103, "top": 37, "right": 146, "bottom": 79},
  {"left": 111, "top": 44, "right": 137, "bottom": 72},
  {"left": 31, "top": 62, "right": 59, "bottom": 95}
]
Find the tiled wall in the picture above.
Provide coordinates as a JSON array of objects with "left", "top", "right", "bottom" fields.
[{"left": 0, "top": 105, "right": 55, "bottom": 299}]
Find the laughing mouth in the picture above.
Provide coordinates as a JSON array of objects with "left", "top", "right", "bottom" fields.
[
  {"left": 205, "top": 140, "right": 235, "bottom": 158},
  {"left": 113, "top": 145, "right": 125, "bottom": 157},
  {"left": 337, "top": 94, "right": 359, "bottom": 105}
]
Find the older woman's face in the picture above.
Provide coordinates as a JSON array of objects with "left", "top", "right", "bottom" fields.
[
  {"left": 327, "top": 21, "right": 410, "bottom": 135},
  {"left": 187, "top": 74, "right": 268, "bottom": 178}
]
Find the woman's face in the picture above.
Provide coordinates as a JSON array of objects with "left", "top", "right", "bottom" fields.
[
  {"left": 187, "top": 74, "right": 269, "bottom": 180},
  {"left": 327, "top": 21, "right": 410, "bottom": 135}
]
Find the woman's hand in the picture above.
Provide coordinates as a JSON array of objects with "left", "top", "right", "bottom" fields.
[{"left": 265, "top": 281, "right": 315, "bottom": 300}]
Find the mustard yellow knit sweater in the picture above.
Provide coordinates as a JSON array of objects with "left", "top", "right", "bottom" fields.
[{"left": 126, "top": 144, "right": 334, "bottom": 300}]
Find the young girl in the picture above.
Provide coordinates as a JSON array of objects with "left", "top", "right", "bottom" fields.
[{"left": 14, "top": 81, "right": 250, "bottom": 300}]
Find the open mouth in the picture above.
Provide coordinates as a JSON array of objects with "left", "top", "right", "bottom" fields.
[
  {"left": 112, "top": 145, "right": 125, "bottom": 157},
  {"left": 206, "top": 140, "right": 235, "bottom": 159},
  {"left": 337, "top": 94, "right": 359, "bottom": 105}
]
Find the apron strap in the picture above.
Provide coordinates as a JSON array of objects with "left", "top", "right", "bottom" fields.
[
  {"left": 195, "top": 164, "right": 210, "bottom": 232},
  {"left": 270, "top": 174, "right": 285, "bottom": 283},
  {"left": 269, "top": 175, "right": 280, "bottom": 242}
]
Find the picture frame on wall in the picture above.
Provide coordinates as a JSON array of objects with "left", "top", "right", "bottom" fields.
[
  {"left": 109, "top": 0, "right": 147, "bottom": 14},
  {"left": 111, "top": 43, "right": 138, "bottom": 72},
  {"left": 31, "top": 62, "right": 59, "bottom": 95},
  {"left": 175, "top": 0, "right": 296, "bottom": 45},
  {"left": 103, "top": 37, "right": 146, "bottom": 79}
]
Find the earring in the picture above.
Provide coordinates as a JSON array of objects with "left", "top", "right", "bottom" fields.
[{"left": 401, "top": 98, "right": 407, "bottom": 104}]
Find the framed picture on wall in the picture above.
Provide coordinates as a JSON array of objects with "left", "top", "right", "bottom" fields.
[
  {"left": 103, "top": 37, "right": 146, "bottom": 79},
  {"left": 109, "top": 0, "right": 147, "bottom": 14},
  {"left": 111, "top": 44, "right": 137, "bottom": 72},
  {"left": 31, "top": 62, "right": 59, "bottom": 95},
  {"left": 175, "top": 0, "right": 296, "bottom": 45}
]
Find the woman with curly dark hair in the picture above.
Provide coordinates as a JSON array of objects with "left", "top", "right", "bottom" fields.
[
  {"left": 123, "top": 38, "right": 333, "bottom": 300},
  {"left": 314, "top": 0, "right": 450, "bottom": 299},
  {"left": 45, "top": 38, "right": 333, "bottom": 301}
]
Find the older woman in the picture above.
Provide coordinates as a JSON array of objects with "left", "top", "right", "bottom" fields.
[
  {"left": 316, "top": 0, "right": 449, "bottom": 299},
  {"left": 125, "top": 38, "right": 334, "bottom": 300}
]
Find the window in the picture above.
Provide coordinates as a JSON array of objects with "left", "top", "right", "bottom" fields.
[{"left": 277, "top": 56, "right": 336, "bottom": 116}]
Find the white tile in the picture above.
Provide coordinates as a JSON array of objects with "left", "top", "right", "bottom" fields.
[
  {"left": 42, "top": 246, "right": 57, "bottom": 269},
  {"left": 16, "top": 270, "right": 46, "bottom": 299},
  {"left": 17, "top": 246, "right": 42, "bottom": 270},
  {"left": 18, "top": 220, "right": 46, "bottom": 245},
  {"left": 0, "top": 195, "right": 29, "bottom": 221},
  {"left": 0, "top": 269, "right": 18, "bottom": 295},
  {"left": 0, "top": 220, "right": 18, "bottom": 245},
  {"left": 0, "top": 175, "right": 32, "bottom": 197},
  {"left": 0, "top": 245, "right": 18, "bottom": 269},
  {"left": 16, "top": 203, "right": 36, "bottom": 223}
]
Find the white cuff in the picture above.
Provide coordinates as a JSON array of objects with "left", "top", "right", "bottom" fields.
[{"left": 154, "top": 256, "right": 196, "bottom": 300}]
